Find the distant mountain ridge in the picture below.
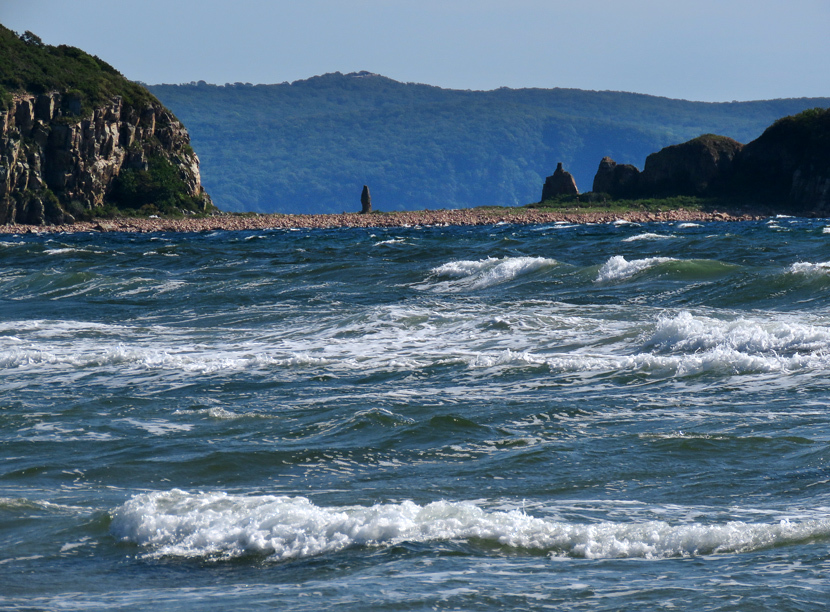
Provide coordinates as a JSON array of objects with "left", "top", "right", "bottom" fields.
[{"left": 149, "top": 73, "right": 830, "bottom": 214}]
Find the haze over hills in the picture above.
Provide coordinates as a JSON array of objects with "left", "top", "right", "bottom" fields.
[{"left": 149, "top": 73, "right": 830, "bottom": 214}]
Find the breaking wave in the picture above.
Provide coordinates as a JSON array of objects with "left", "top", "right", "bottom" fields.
[
  {"left": 111, "top": 490, "right": 830, "bottom": 561},
  {"left": 425, "top": 256, "right": 559, "bottom": 291}
]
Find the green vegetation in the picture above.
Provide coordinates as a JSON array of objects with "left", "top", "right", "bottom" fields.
[
  {"left": 529, "top": 193, "right": 763, "bottom": 215},
  {"left": 148, "top": 73, "right": 830, "bottom": 214},
  {"left": 112, "top": 155, "right": 208, "bottom": 217},
  {"left": 0, "top": 24, "right": 154, "bottom": 116}
]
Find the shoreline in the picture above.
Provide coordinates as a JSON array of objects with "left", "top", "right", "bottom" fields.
[{"left": 0, "top": 208, "right": 766, "bottom": 234}]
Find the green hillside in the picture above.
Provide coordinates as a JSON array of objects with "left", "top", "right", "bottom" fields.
[
  {"left": 149, "top": 73, "right": 830, "bottom": 214},
  {"left": 0, "top": 25, "right": 153, "bottom": 114}
]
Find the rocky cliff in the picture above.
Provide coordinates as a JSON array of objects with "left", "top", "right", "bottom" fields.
[
  {"left": 729, "top": 107, "right": 830, "bottom": 214},
  {"left": 590, "top": 107, "right": 830, "bottom": 213},
  {"left": 1, "top": 92, "right": 211, "bottom": 224},
  {"left": 639, "top": 134, "right": 743, "bottom": 197},
  {"left": 0, "top": 26, "right": 212, "bottom": 225}
]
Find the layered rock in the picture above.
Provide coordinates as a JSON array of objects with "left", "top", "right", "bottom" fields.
[
  {"left": 541, "top": 162, "right": 578, "bottom": 201},
  {"left": 0, "top": 91, "right": 211, "bottom": 224}
]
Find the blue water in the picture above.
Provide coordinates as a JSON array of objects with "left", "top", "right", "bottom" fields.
[{"left": 3, "top": 217, "right": 830, "bottom": 610}]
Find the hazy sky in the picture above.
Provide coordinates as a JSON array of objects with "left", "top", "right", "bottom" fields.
[{"left": 2, "top": 0, "right": 829, "bottom": 102}]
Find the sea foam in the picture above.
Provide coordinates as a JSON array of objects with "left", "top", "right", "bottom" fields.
[
  {"left": 622, "top": 233, "right": 676, "bottom": 242},
  {"left": 427, "top": 257, "right": 558, "bottom": 291},
  {"left": 789, "top": 261, "right": 830, "bottom": 276},
  {"left": 111, "top": 490, "right": 830, "bottom": 561},
  {"left": 596, "top": 256, "right": 676, "bottom": 282}
]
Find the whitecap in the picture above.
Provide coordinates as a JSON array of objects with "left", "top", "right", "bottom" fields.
[
  {"left": 643, "top": 310, "right": 830, "bottom": 357},
  {"left": 426, "top": 256, "right": 558, "bottom": 291},
  {"left": 622, "top": 233, "right": 677, "bottom": 242},
  {"left": 374, "top": 238, "right": 408, "bottom": 246},
  {"left": 110, "top": 490, "right": 830, "bottom": 561},
  {"left": 676, "top": 223, "right": 701, "bottom": 229},
  {"left": 788, "top": 261, "right": 830, "bottom": 276},
  {"left": 595, "top": 255, "right": 676, "bottom": 282}
]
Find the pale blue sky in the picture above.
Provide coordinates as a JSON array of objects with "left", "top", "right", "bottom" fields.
[{"left": 2, "top": 0, "right": 828, "bottom": 102}]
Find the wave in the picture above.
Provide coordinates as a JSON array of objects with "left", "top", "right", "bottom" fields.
[
  {"left": 110, "top": 490, "right": 830, "bottom": 561},
  {"left": 374, "top": 238, "right": 408, "bottom": 246},
  {"left": 425, "top": 256, "right": 559, "bottom": 291},
  {"left": 789, "top": 261, "right": 830, "bottom": 277},
  {"left": 645, "top": 311, "right": 830, "bottom": 357},
  {"left": 0, "top": 344, "right": 329, "bottom": 373},
  {"left": 595, "top": 256, "right": 737, "bottom": 283},
  {"left": 596, "top": 256, "right": 677, "bottom": 282},
  {"left": 622, "top": 233, "right": 676, "bottom": 242}
]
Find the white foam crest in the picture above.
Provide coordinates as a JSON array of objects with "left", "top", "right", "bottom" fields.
[
  {"left": 468, "top": 349, "right": 548, "bottom": 368},
  {"left": 645, "top": 311, "right": 830, "bottom": 357},
  {"left": 612, "top": 219, "right": 639, "bottom": 226},
  {"left": 374, "top": 237, "right": 408, "bottom": 246},
  {"left": 111, "top": 491, "right": 830, "bottom": 561},
  {"left": 542, "top": 349, "right": 812, "bottom": 378},
  {"left": 0, "top": 342, "right": 330, "bottom": 373},
  {"left": 427, "top": 257, "right": 558, "bottom": 291},
  {"left": 676, "top": 222, "right": 702, "bottom": 229},
  {"left": 596, "top": 255, "right": 676, "bottom": 282},
  {"left": 0, "top": 497, "right": 87, "bottom": 513},
  {"left": 622, "top": 233, "right": 677, "bottom": 242},
  {"left": 44, "top": 247, "right": 101, "bottom": 255},
  {"left": 789, "top": 261, "right": 830, "bottom": 276}
]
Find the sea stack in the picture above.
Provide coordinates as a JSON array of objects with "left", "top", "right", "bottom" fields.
[
  {"left": 541, "top": 163, "right": 579, "bottom": 201},
  {"left": 360, "top": 185, "right": 372, "bottom": 213}
]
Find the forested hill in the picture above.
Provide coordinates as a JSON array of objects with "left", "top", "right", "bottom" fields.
[{"left": 149, "top": 73, "right": 830, "bottom": 214}]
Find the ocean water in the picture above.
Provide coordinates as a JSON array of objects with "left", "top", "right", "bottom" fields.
[{"left": 3, "top": 217, "right": 830, "bottom": 610}]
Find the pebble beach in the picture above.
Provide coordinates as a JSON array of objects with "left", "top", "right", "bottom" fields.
[{"left": 0, "top": 207, "right": 763, "bottom": 234}]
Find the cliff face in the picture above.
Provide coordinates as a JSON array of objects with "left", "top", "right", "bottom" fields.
[
  {"left": 729, "top": 107, "right": 830, "bottom": 213},
  {"left": 639, "top": 134, "right": 743, "bottom": 197},
  {"left": 0, "top": 91, "right": 211, "bottom": 224},
  {"left": 590, "top": 108, "right": 830, "bottom": 213}
]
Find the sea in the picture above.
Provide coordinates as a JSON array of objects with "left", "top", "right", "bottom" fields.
[{"left": 3, "top": 216, "right": 830, "bottom": 611}]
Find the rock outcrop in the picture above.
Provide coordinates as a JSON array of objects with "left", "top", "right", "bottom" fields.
[
  {"left": 541, "top": 163, "right": 578, "bottom": 201},
  {"left": 592, "top": 156, "right": 641, "bottom": 199},
  {"left": 588, "top": 107, "right": 830, "bottom": 214},
  {"left": 638, "top": 134, "right": 743, "bottom": 197},
  {"left": 729, "top": 107, "right": 830, "bottom": 214},
  {"left": 0, "top": 92, "right": 211, "bottom": 224},
  {"left": 360, "top": 184, "right": 372, "bottom": 213}
]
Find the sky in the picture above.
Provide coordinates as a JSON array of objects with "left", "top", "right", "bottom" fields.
[{"left": 2, "top": 0, "right": 829, "bottom": 102}]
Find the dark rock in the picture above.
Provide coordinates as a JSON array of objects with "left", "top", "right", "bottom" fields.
[
  {"left": 541, "top": 162, "right": 578, "bottom": 201},
  {"left": 639, "top": 134, "right": 743, "bottom": 197},
  {"left": 729, "top": 107, "right": 830, "bottom": 214},
  {"left": 34, "top": 94, "right": 56, "bottom": 122},
  {"left": 360, "top": 184, "right": 372, "bottom": 213},
  {"left": 592, "top": 157, "right": 640, "bottom": 198}
]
